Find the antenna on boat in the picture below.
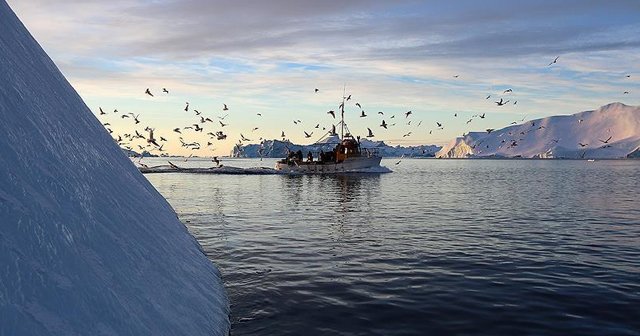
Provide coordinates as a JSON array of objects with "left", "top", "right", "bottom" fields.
[{"left": 341, "top": 84, "right": 346, "bottom": 140}]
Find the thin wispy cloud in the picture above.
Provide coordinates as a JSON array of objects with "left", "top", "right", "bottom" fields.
[{"left": 7, "top": 0, "right": 640, "bottom": 154}]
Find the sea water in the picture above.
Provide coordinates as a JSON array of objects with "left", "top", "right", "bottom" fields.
[{"left": 144, "top": 157, "right": 640, "bottom": 335}]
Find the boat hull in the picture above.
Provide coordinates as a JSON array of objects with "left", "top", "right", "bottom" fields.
[{"left": 275, "top": 156, "right": 382, "bottom": 174}]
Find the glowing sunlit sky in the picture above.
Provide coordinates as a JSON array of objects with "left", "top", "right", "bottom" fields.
[{"left": 7, "top": 0, "right": 640, "bottom": 156}]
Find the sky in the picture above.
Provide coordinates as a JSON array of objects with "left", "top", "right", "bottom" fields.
[{"left": 7, "top": 0, "right": 640, "bottom": 156}]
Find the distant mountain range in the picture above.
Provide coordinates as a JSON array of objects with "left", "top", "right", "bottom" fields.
[
  {"left": 121, "top": 148, "right": 159, "bottom": 157},
  {"left": 437, "top": 103, "right": 640, "bottom": 159},
  {"left": 232, "top": 135, "right": 442, "bottom": 158}
]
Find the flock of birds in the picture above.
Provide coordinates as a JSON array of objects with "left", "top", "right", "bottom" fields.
[{"left": 98, "top": 56, "right": 634, "bottom": 160}]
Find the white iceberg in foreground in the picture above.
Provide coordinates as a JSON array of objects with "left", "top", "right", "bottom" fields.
[
  {"left": 436, "top": 103, "right": 640, "bottom": 159},
  {"left": 0, "top": 1, "right": 229, "bottom": 335}
]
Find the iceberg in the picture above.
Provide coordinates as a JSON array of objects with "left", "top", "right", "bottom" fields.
[
  {"left": 0, "top": 1, "right": 229, "bottom": 335},
  {"left": 437, "top": 103, "right": 640, "bottom": 159}
]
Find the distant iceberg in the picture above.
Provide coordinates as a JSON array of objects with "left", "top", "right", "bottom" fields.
[
  {"left": 437, "top": 103, "right": 640, "bottom": 159},
  {"left": 0, "top": 1, "right": 229, "bottom": 335},
  {"left": 233, "top": 137, "right": 441, "bottom": 158}
]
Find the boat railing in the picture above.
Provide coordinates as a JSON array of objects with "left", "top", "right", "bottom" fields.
[{"left": 362, "top": 148, "right": 380, "bottom": 158}]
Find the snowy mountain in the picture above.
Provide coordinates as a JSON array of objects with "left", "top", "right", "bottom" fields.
[
  {"left": 436, "top": 103, "right": 640, "bottom": 159},
  {"left": 233, "top": 136, "right": 441, "bottom": 158},
  {"left": 0, "top": 2, "right": 229, "bottom": 335}
]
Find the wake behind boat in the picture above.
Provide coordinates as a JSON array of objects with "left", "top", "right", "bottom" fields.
[{"left": 138, "top": 161, "right": 284, "bottom": 174}]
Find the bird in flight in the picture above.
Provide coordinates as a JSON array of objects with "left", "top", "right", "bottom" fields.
[
  {"left": 367, "top": 128, "right": 374, "bottom": 137},
  {"left": 486, "top": 129, "right": 494, "bottom": 134},
  {"left": 436, "top": 122, "right": 443, "bottom": 128},
  {"left": 99, "top": 107, "right": 106, "bottom": 115},
  {"left": 378, "top": 111, "right": 384, "bottom": 115},
  {"left": 405, "top": 111, "right": 412, "bottom": 118},
  {"left": 360, "top": 110, "right": 367, "bottom": 118},
  {"left": 495, "top": 98, "right": 509, "bottom": 106},
  {"left": 129, "top": 113, "right": 140, "bottom": 124},
  {"left": 163, "top": 88, "right": 169, "bottom": 94},
  {"left": 346, "top": 94, "right": 352, "bottom": 101},
  {"left": 548, "top": 56, "right": 559, "bottom": 66},
  {"left": 599, "top": 136, "right": 612, "bottom": 144},
  {"left": 355, "top": 102, "right": 362, "bottom": 109},
  {"left": 219, "top": 121, "right": 228, "bottom": 127},
  {"left": 327, "top": 110, "right": 336, "bottom": 118},
  {"left": 503, "top": 89, "right": 512, "bottom": 93},
  {"left": 578, "top": 142, "right": 588, "bottom": 147},
  {"left": 223, "top": 104, "right": 229, "bottom": 111},
  {"left": 479, "top": 113, "right": 486, "bottom": 119},
  {"left": 623, "top": 91, "right": 630, "bottom": 94},
  {"left": 315, "top": 88, "right": 319, "bottom": 93},
  {"left": 304, "top": 131, "right": 313, "bottom": 138},
  {"left": 184, "top": 102, "right": 189, "bottom": 112},
  {"left": 147, "top": 129, "right": 159, "bottom": 147},
  {"left": 380, "top": 120, "right": 388, "bottom": 129},
  {"left": 281, "top": 131, "right": 286, "bottom": 138},
  {"left": 145, "top": 88, "right": 154, "bottom": 97}
]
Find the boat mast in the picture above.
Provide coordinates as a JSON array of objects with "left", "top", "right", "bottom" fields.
[{"left": 341, "top": 84, "right": 346, "bottom": 139}]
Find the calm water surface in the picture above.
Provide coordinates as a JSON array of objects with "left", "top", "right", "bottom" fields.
[{"left": 144, "top": 158, "right": 640, "bottom": 335}]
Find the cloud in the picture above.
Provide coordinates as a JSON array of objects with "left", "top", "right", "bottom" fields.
[{"left": 6, "top": 0, "right": 640, "bottom": 155}]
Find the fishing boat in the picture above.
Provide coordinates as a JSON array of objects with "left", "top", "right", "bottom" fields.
[{"left": 275, "top": 93, "right": 384, "bottom": 174}]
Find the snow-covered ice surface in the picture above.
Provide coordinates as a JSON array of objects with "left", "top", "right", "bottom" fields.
[
  {"left": 437, "top": 103, "right": 640, "bottom": 159},
  {"left": 0, "top": 2, "right": 229, "bottom": 335}
]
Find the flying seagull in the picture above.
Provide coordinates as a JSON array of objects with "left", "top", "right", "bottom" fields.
[
  {"left": 599, "top": 136, "right": 612, "bottom": 144},
  {"left": 548, "top": 56, "right": 559, "bottom": 66},
  {"left": 367, "top": 128, "right": 374, "bottom": 137},
  {"left": 163, "top": 88, "right": 169, "bottom": 93},
  {"left": 129, "top": 113, "right": 140, "bottom": 124},
  {"left": 380, "top": 120, "right": 388, "bottom": 129},
  {"left": 145, "top": 88, "right": 154, "bottom": 97},
  {"left": 327, "top": 110, "right": 336, "bottom": 118}
]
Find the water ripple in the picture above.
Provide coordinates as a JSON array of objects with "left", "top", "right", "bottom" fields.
[{"left": 146, "top": 158, "right": 640, "bottom": 336}]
